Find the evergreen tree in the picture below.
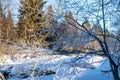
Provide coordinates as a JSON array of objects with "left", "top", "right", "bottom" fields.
[
  {"left": 0, "top": 1, "right": 3, "bottom": 39},
  {"left": 44, "top": 5, "right": 55, "bottom": 25},
  {"left": 83, "top": 18, "right": 91, "bottom": 30},
  {"left": 65, "top": 11, "right": 75, "bottom": 31},
  {"left": 5, "top": 8, "right": 14, "bottom": 40},
  {"left": 41, "top": 5, "right": 55, "bottom": 38},
  {"left": 0, "top": 1, "right": 3, "bottom": 18},
  {"left": 0, "top": 1, "right": 6, "bottom": 40},
  {"left": 17, "top": 0, "right": 47, "bottom": 47},
  {"left": 65, "top": 11, "right": 74, "bottom": 21},
  {"left": 44, "top": 5, "right": 55, "bottom": 41}
]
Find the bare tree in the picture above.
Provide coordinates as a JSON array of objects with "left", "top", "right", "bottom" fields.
[{"left": 58, "top": 0, "right": 120, "bottom": 80}]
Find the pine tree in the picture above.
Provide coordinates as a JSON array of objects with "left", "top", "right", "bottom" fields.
[
  {"left": 83, "top": 18, "right": 91, "bottom": 30},
  {"left": 17, "top": 0, "right": 47, "bottom": 47},
  {"left": 44, "top": 5, "right": 55, "bottom": 43},
  {"left": 0, "top": 1, "right": 3, "bottom": 18},
  {"left": 66, "top": 11, "right": 74, "bottom": 21},
  {"left": 44, "top": 5, "right": 55, "bottom": 25},
  {"left": 5, "top": 8, "right": 14, "bottom": 40},
  {"left": 0, "top": 1, "right": 3, "bottom": 39},
  {"left": 65, "top": 11, "right": 75, "bottom": 31},
  {"left": 41, "top": 5, "right": 55, "bottom": 38},
  {"left": 0, "top": 1, "right": 6, "bottom": 40}
]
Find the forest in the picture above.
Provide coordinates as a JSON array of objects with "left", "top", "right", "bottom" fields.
[{"left": 0, "top": 0, "right": 120, "bottom": 80}]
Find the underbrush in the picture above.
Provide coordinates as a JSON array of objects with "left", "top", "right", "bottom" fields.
[
  {"left": 0, "top": 44, "right": 17, "bottom": 64},
  {"left": 14, "top": 38, "right": 49, "bottom": 48}
]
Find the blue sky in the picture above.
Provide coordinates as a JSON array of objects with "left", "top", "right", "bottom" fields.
[
  {"left": 11, "top": 0, "right": 20, "bottom": 23},
  {"left": 11, "top": 0, "right": 55, "bottom": 23},
  {"left": 10, "top": 0, "right": 118, "bottom": 31},
  {"left": 45, "top": 0, "right": 55, "bottom": 5}
]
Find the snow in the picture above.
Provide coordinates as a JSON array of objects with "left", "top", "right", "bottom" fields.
[
  {"left": 0, "top": 46, "right": 114, "bottom": 80},
  {"left": 78, "top": 59, "right": 113, "bottom": 80}
]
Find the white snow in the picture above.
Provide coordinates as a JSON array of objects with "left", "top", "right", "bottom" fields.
[{"left": 0, "top": 46, "right": 114, "bottom": 80}]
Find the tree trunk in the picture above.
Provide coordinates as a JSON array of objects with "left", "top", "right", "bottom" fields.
[
  {"left": 101, "top": 0, "right": 119, "bottom": 79},
  {"left": 0, "top": 71, "right": 6, "bottom": 80},
  {"left": 109, "top": 58, "right": 119, "bottom": 80}
]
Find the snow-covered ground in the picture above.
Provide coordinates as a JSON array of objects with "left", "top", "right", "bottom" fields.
[{"left": 0, "top": 46, "right": 114, "bottom": 80}]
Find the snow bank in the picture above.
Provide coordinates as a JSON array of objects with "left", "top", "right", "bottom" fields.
[{"left": 0, "top": 46, "right": 114, "bottom": 80}]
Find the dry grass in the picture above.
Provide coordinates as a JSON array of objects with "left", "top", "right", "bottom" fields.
[
  {"left": 0, "top": 45, "right": 7, "bottom": 57},
  {"left": 0, "top": 44, "right": 17, "bottom": 64},
  {"left": 0, "top": 44, "right": 17, "bottom": 58},
  {"left": 15, "top": 38, "right": 48, "bottom": 48}
]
